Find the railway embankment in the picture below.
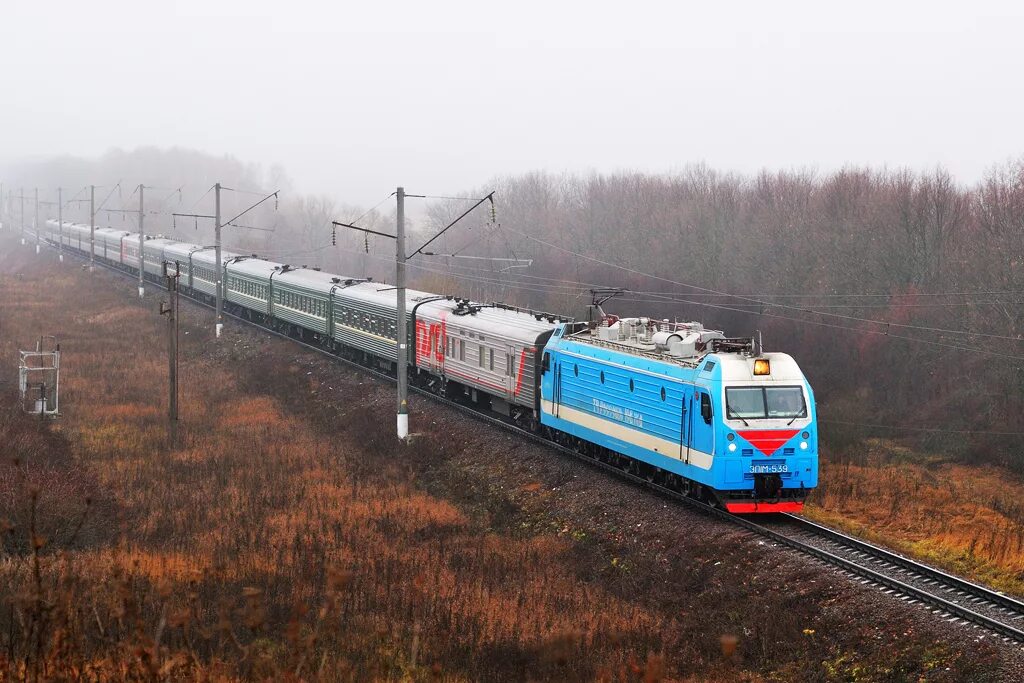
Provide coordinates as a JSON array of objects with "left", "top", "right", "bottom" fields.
[{"left": 0, "top": 239, "right": 1018, "bottom": 680}]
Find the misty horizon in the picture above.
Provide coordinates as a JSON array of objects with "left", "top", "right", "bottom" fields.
[{"left": 3, "top": 1, "right": 1024, "bottom": 204}]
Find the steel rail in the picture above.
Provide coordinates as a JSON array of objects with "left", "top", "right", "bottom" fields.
[
  {"left": 32, "top": 235, "right": 1024, "bottom": 646},
  {"left": 777, "top": 513, "right": 1024, "bottom": 618}
]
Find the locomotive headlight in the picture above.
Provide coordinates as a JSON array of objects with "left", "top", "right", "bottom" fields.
[
  {"left": 728, "top": 443, "right": 737, "bottom": 453},
  {"left": 753, "top": 358, "right": 770, "bottom": 376},
  {"left": 800, "top": 441, "right": 808, "bottom": 450}
]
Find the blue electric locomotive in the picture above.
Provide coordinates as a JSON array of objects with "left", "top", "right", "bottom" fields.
[{"left": 539, "top": 317, "right": 817, "bottom": 512}]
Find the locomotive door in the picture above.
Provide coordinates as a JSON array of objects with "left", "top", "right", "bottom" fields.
[
  {"left": 682, "top": 391, "right": 691, "bottom": 465},
  {"left": 540, "top": 352, "right": 556, "bottom": 417},
  {"left": 552, "top": 358, "right": 562, "bottom": 418},
  {"left": 689, "top": 388, "right": 715, "bottom": 462}
]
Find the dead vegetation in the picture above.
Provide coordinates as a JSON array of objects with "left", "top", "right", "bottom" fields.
[
  {"left": 0, "top": 242, "right": 1006, "bottom": 681},
  {"left": 808, "top": 438, "right": 1024, "bottom": 597}
]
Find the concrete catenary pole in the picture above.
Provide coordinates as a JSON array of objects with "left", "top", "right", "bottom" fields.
[
  {"left": 396, "top": 186, "right": 408, "bottom": 439},
  {"left": 89, "top": 185, "right": 95, "bottom": 272},
  {"left": 20, "top": 188, "right": 25, "bottom": 245},
  {"left": 57, "top": 187, "right": 63, "bottom": 262},
  {"left": 138, "top": 184, "right": 145, "bottom": 297},
  {"left": 34, "top": 188, "right": 39, "bottom": 254},
  {"left": 161, "top": 261, "right": 180, "bottom": 446},
  {"left": 214, "top": 182, "right": 223, "bottom": 338}
]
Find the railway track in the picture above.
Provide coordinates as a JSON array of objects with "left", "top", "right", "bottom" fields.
[
  {"left": 759, "top": 513, "right": 1024, "bottom": 643},
  {"left": 30, "top": 237, "right": 1024, "bottom": 648}
]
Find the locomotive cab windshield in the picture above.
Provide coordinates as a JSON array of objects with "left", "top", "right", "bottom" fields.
[{"left": 725, "top": 386, "right": 807, "bottom": 421}]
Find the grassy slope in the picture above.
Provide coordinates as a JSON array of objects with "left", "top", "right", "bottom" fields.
[
  {"left": 0, "top": 241, "right": 1004, "bottom": 681},
  {"left": 807, "top": 438, "right": 1024, "bottom": 597}
]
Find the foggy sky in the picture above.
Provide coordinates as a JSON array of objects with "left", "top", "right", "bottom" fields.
[{"left": 3, "top": 0, "right": 1023, "bottom": 203}]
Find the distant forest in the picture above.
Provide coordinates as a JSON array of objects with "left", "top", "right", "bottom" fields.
[{"left": 5, "top": 149, "right": 1023, "bottom": 468}]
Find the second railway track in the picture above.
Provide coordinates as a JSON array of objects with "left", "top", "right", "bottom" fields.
[{"left": 34, "top": 236, "right": 1024, "bottom": 649}]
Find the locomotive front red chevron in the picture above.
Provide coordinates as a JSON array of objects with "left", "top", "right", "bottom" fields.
[{"left": 38, "top": 219, "right": 818, "bottom": 512}]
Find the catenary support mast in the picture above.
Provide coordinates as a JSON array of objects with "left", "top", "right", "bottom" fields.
[
  {"left": 215, "top": 182, "right": 223, "bottom": 337},
  {"left": 138, "top": 184, "right": 145, "bottom": 297},
  {"left": 57, "top": 187, "right": 63, "bottom": 262},
  {"left": 89, "top": 185, "right": 95, "bottom": 271},
  {"left": 396, "top": 186, "right": 408, "bottom": 439}
]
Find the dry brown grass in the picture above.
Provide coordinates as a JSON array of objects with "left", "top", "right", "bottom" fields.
[
  {"left": 808, "top": 439, "right": 1024, "bottom": 596},
  {"left": 0, "top": 248, "right": 691, "bottom": 680},
  {"left": 0, "top": 241, "right": 1003, "bottom": 681}
]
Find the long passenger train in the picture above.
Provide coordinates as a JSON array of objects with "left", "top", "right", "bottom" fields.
[{"left": 37, "top": 219, "right": 818, "bottom": 513}]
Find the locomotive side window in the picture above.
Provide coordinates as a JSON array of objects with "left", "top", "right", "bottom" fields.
[{"left": 700, "top": 392, "right": 713, "bottom": 424}]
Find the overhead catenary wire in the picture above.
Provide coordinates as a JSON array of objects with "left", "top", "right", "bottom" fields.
[
  {"left": 414, "top": 250, "right": 1024, "bottom": 310},
  {"left": 220, "top": 185, "right": 275, "bottom": 197},
  {"left": 819, "top": 419, "right": 1024, "bottom": 437},
  {"left": 311, "top": 244, "right": 1024, "bottom": 363},
  {"left": 404, "top": 194, "right": 489, "bottom": 201},
  {"left": 418, "top": 242, "right": 1024, "bottom": 304},
  {"left": 499, "top": 226, "right": 1024, "bottom": 343},
  {"left": 201, "top": 233, "right": 1024, "bottom": 345},
  {"left": 185, "top": 184, "right": 216, "bottom": 213},
  {"left": 412, "top": 258, "right": 1024, "bottom": 308},
  {"left": 93, "top": 182, "right": 122, "bottom": 214}
]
